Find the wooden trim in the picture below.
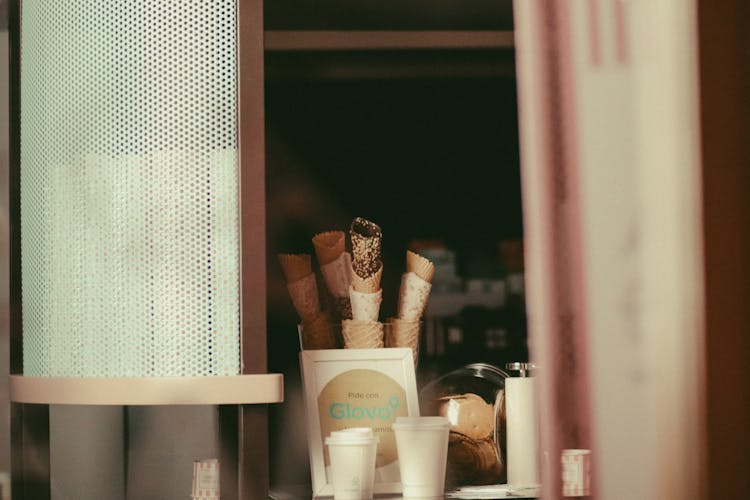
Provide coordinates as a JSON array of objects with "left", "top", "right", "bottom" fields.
[
  {"left": 264, "top": 30, "right": 514, "bottom": 51},
  {"left": 238, "top": 0, "right": 267, "bottom": 376},
  {"left": 217, "top": 406, "right": 272, "bottom": 500},
  {"left": 239, "top": 405, "right": 269, "bottom": 500},
  {"left": 237, "top": 1, "right": 270, "bottom": 499},
  {"left": 698, "top": 1, "right": 750, "bottom": 499},
  {"left": 9, "top": 374, "right": 283, "bottom": 406}
]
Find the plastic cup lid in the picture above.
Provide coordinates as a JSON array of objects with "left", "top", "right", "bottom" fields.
[
  {"left": 325, "top": 428, "right": 379, "bottom": 445},
  {"left": 392, "top": 416, "right": 450, "bottom": 430}
]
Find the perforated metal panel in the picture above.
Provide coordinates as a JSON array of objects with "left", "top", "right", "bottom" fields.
[{"left": 19, "top": 0, "right": 240, "bottom": 376}]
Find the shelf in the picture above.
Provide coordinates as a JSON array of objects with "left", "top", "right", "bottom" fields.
[
  {"left": 265, "top": 30, "right": 514, "bottom": 51},
  {"left": 9, "top": 374, "right": 284, "bottom": 406},
  {"left": 269, "top": 484, "right": 539, "bottom": 499},
  {"left": 425, "top": 291, "right": 506, "bottom": 318},
  {"left": 264, "top": 0, "right": 514, "bottom": 32}
]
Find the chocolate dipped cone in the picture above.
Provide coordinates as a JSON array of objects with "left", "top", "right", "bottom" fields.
[
  {"left": 397, "top": 271, "right": 432, "bottom": 321},
  {"left": 278, "top": 253, "right": 312, "bottom": 283},
  {"left": 312, "top": 231, "right": 345, "bottom": 266},
  {"left": 351, "top": 265, "right": 382, "bottom": 293},
  {"left": 350, "top": 217, "right": 382, "bottom": 279},
  {"left": 406, "top": 250, "right": 435, "bottom": 282},
  {"left": 342, "top": 319, "right": 384, "bottom": 349}
]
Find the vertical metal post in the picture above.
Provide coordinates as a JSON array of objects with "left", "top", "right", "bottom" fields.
[
  {"left": 10, "top": 405, "right": 50, "bottom": 500},
  {"left": 234, "top": 0, "right": 270, "bottom": 498},
  {"left": 699, "top": 2, "right": 750, "bottom": 498},
  {"left": 8, "top": 0, "right": 52, "bottom": 497}
]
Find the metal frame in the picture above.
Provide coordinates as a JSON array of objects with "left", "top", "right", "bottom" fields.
[
  {"left": 7, "top": 0, "right": 49, "bottom": 498},
  {"left": 699, "top": 1, "right": 750, "bottom": 498},
  {"left": 9, "top": 0, "right": 270, "bottom": 498},
  {"left": 233, "top": 0, "right": 269, "bottom": 497}
]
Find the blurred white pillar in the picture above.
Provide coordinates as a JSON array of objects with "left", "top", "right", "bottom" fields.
[{"left": 514, "top": 1, "right": 705, "bottom": 499}]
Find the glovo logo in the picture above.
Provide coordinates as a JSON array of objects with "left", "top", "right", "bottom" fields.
[{"left": 329, "top": 395, "right": 401, "bottom": 420}]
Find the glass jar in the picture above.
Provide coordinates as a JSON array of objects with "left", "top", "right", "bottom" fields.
[{"left": 419, "top": 363, "right": 508, "bottom": 487}]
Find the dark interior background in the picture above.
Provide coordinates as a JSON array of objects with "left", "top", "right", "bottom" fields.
[
  {"left": 265, "top": 0, "right": 514, "bottom": 30},
  {"left": 265, "top": 73, "right": 522, "bottom": 488},
  {"left": 263, "top": 0, "right": 521, "bottom": 488}
]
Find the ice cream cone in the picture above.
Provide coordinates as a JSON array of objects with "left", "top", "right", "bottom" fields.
[
  {"left": 386, "top": 318, "right": 420, "bottom": 364},
  {"left": 320, "top": 251, "right": 353, "bottom": 297},
  {"left": 406, "top": 250, "right": 435, "bottom": 283},
  {"left": 286, "top": 273, "right": 321, "bottom": 320},
  {"left": 278, "top": 253, "right": 313, "bottom": 283},
  {"left": 332, "top": 296, "right": 353, "bottom": 321},
  {"left": 300, "top": 311, "right": 337, "bottom": 350},
  {"left": 350, "top": 217, "right": 382, "bottom": 279},
  {"left": 351, "top": 265, "right": 382, "bottom": 293},
  {"left": 349, "top": 285, "right": 382, "bottom": 322},
  {"left": 397, "top": 271, "right": 432, "bottom": 321},
  {"left": 342, "top": 320, "right": 384, "bottom": 349},
  {"left": 312, "top": 231, "right": 345, "bottom": 265}
]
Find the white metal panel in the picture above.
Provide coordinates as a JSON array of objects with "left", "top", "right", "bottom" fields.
[{"left": 19, "top": 0, "right": 241, "bottom": 377}]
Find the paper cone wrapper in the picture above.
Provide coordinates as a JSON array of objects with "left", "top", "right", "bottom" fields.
[
  {"left": 320, "top": 251, "right": 353, "bottom": 297},
  {"left": 300, "top": 311, "right": 337, "bottom": 350},
  {"left": 349, "top": 285, "right": 382, "bottom": 322},
  {"left": 406, "top": 250, "right": 435, "bottom": 283},
  {"left": 342, "top": 320, "right": 384, "bottom": 349},
  {"left": 397, "top": 272, "right": 432, "bottom": 321},
  {"left": 350, "top": 217, "right": 383, "bottom": 279},
  {"left": 387, "top": 318, "right": 420, "bottom": 364},
  {"left": 278, "top": 253, "right": 313, "bottom": 283},
  {"left": 312, "top": 231, "right": 345, "bottom": 265},
  {"left": 352, "top": 264, "right": 382, "bottom": 293},
  {"left": 287, "top": 273, "right": 320, "bottom": 320}
]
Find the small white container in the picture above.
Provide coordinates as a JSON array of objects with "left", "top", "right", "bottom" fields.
[
  {"left": 562, "top": 449, "right": 592, "bottom": 497},
  {"left": 392, "top": 416, "right": 451, "bottom": 498},
  {"left": 325, "top": 428, "right": 380, "bottom": 500},
  {"left": 192, "top": 458, "right": 220, "bottom": 499}
]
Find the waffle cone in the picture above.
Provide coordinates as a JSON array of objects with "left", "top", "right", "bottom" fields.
[
  {"left": 312, "top": 231, "right": 345, "bottom": 265},
  {"left": 350, "top": 217, "right": 383, "bottom": 279},
  {"left": 349, "top": 285, "right": 382, "bottom": 322},
  {"left": 286, "top": 273, "right": 320, "bottom": 320},
  {"left": 342, "top": 320, "right": 384, "bottom": 349},
  {"left": 397, "top": 272, "right": 432, "bottom": 321},
  {"left": 386, "top": 318, "right": 420, "bottom": 364},
  {"left": 406, "top": 250, "right": 435, "bottom": 283},
  {"left": 278, "top": 253, "right": 312, "bottom": 283},
  {"left": 320, "top": 252, "right": 353, "bottom": 297},
  {"left": 352, "top": 265, "right": 382, "bottom": 293},
  {"left": 300, "top": 311, "right": 337, "bottom": 350}
]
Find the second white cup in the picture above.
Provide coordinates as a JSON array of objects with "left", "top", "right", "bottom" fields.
[
  {"left": 392, "top": 416, "right": 450, "bottom": 498},
  {"left": 326, "top": 428, "right": 379, "bottom": 500}
]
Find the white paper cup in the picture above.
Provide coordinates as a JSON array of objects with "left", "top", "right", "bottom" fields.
[
  {"left": 192, "top": 458, "right": 220, "bottom": 499},
  {"left": 392, "top": 416, "right": 450, "bottom": 498},
  {"left": 561, "top": 449, "right": 592, "bottom": 497},
  {"left": 326, "top": 428, "right": 379, "bottom": 500}
]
